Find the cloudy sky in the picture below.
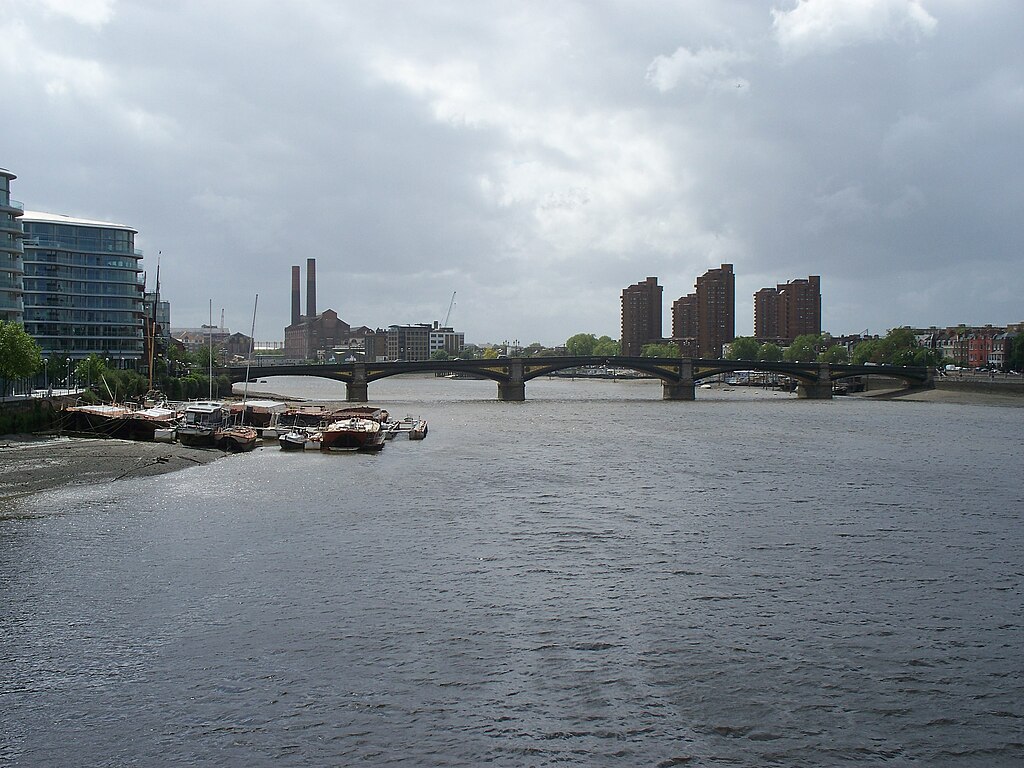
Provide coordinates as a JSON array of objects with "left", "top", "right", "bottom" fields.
[{"left": 2, "top": 0, "right": 1021, "bottom": 345}]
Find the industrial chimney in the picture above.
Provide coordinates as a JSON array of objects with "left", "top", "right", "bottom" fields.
[
  {"left": 306, "top": 258, "right": 317, "bottom": 319},
  {"left": 290, "top": 265, "right": 301, "bottom": 326}
]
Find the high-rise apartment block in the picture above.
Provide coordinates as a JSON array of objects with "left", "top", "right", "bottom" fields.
[
  {"left": 754, "top": 276, "right": 820, "bottom": 344},
  {"left": 0, "top": 169, "right": 24, "bottom": 324},
  {"left": 695, "top": 264, "right": 735, "bottom": 358},
  {"left": 21, "top": 211, "right": 145, "bottom": 363},
  {"left": 620, "top": 276, "right": 663, "bottom": 356}
]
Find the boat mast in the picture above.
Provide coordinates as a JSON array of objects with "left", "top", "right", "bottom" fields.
[
  {"left": 241, "top": 293, "right": 258, "bottom": 421},
  {"left": 147, "top": 257, "right": 160, "bottom": 391},
  {"left": 208, "top": 298, "right": 213, "bottom": 399}
]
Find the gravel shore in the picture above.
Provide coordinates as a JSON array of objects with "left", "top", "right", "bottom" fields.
[{"left": 0, "top": 436, "right": 222, "bottom": 505}]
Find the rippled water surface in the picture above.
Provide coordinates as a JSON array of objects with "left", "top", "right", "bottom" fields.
[{"left": 2, "top": 377, "right": 1022, "bottom": 766}]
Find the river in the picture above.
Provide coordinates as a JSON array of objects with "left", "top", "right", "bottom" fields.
[{"left": 2, "top": 376, "right": 1022, "bottom": 766}]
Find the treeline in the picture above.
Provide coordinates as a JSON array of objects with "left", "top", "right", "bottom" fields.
[{"left": 0, "top": 320, "right": 234, "bottom": 403}]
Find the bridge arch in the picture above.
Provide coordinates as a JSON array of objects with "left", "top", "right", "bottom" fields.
[{"left": 222, "top": 356, "right": 931, "bottom": 402}]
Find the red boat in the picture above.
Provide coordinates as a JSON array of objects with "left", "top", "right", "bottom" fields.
[{"left": 320, "top": 407, "right": 388, "bottom": 452}]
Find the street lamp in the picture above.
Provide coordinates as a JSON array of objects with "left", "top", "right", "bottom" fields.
[
  {"left": 43, "top": 358, "right": 48, "bottom": 390},
  {"left": 66, "top": 358, "right": 71, "bottom": 390}
]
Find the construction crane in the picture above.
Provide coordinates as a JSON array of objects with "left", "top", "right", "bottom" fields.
[{"left": 443, "top": 291, "right": 456, "bottom": 327}]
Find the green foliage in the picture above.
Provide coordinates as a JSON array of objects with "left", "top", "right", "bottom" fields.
[
  {"left": 852, "top": 338, "right": 881, "bottom": 364},
  {"left": 852, "top": 327, "right": 929, "bottom": 366},
  {"left": 640, "top": 342, "right": 681, "bottom": 357},
  {"left": 1008, "top": 334, "right": 1024, "bottom": 371},
  {"left": 430, "top": 349, "right": 450, "bottom": 361},
  {"left": 0, "top": 320, "right": 42, "bottom": 396},
  {"left": 757, "top": 343, "right": 783, "bottom": 362},
  {"left": 565, "top": 333, "right": 598, "bottom": 356},
  {"left": 593, "top": 336, "right": 620, "bottom": 356},
  {"left": 726, "top": 336, "right": 761, "bottom": 360},
  {"left": 522, "top": 343, "right": 546, "bottom": 357},
  {"left": 784, "top": 334, "right": 827, "bottom": 362},
  {"left": 817, "top": 344, "right": 849, "bottom": 364},
  {"left": 482, "top": 347, "right": 499, "bottom": 359}
]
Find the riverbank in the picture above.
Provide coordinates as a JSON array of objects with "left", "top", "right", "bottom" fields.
[{"left": 0, "top": 436, "right": 223, "bottom": 506}]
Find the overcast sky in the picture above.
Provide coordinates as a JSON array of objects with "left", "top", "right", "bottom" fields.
[{"left": 3, "top": 0, "right": 1021, "bottom": 345}]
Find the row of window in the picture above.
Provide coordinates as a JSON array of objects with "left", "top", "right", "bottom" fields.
[
  {"left": 29, "top": 265, "right": 140, "bottom": 282},
  {"left": 25, "top": 323, "right": 144, "bottom": 339},
  {"left": 25, "top": 249, "right": 141, "bottom": 270},
  {"left": 23, "top": 223, "right": 133, "bottom": 254},
  {"left": 25, "top": 294, "right": 142, "bottom": 308},
  {"left": 25, "top": 281, "right": 142, "bottom": 297},
  {"left": 37, "top": 339, "right": 144, "bottom": 355}
]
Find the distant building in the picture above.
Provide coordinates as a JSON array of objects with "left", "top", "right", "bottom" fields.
[
  {"left": 621, "top": 277, "right": 663, "bottom": 356},
  {"left": 0, "top": 169, "right": 25, "bottom": 324},
  {"left": 754, "top": 276, "right": 820, "bottom": 344},
  {"left": 671, "top": 293, "right": 698, "bottom": 354},
  {"left": 173, "top": 326, "right": 232, "bottom": 353},
  {"left": 21, "top": 211, "right": 144, "bottom": 364},
  {"left": 696, "top": 264, "right": 734, "bottom": 358},
  {"left": 386, "top": 322, "right": 463, "bottom": 361},
  {"left": 285, "top": 308, "right": 351, "bottom": 361}
]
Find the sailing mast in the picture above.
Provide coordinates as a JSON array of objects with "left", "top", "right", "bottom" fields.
[
  {"left": 208, "top": 298, "right": 213, "bottom": 399},
  {"left": 240, "top": 294, "right": 258, "bottom": 422},
  {"left": 147, "top": 257, "right": 160, "bottom": 391}
]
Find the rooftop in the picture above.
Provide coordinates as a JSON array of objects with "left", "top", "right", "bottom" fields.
[{"left": 22, "top": 210, "right": 137, "bottom": 233}]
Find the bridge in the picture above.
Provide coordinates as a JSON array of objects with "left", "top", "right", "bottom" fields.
[{"left": 222, "top": 357, "right": 934, "bottom": 402}]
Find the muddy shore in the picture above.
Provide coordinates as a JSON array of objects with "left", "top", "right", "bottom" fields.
[{"left": 0, "top": 436, "right": 223, "bottom": 505}]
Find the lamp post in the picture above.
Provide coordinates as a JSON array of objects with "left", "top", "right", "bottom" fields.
[
  {"left": 43, "top": 358, "right": 48, "bottom": 390},
  {"left": 66, "top": 358, "right": 72, "bottom": 390}
]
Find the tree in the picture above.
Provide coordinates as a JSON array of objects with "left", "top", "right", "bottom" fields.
[
  {"left": 818, "top": 344, "right": 849, "bottom": 364},
  {"left": 75, "top": 354, "right": 109, "bottom": 390},
  {"left": 482, "top": 347, "right": 499, "bottom": 359},
  {"left": 430, "top": 349, "right": 450, "bottom": 361},
  {"left": 726, "top": 336, "right": 760, "bottom": 360},
  {"left": 757, "top": 343, "right": 783, "bottom": 362},
  {"left": 1008, "top": 334, "right": 1024, "bottom": 371},
  {"left": 593, "top": 336, "right": 620, "bottom": 356},
  {"left": 640, "top": 342, "right": 680, "bottom": 357},
  {"left": 852, "top": 338, "right": 882, "bottom": 364},
  {"left": 565, "top": 333, "right": 598, "bottom": 356},
  {"left": 784, "top": 333, "right": 826, "bottom": 362},
  {"left": 522, "top": 343, "right": 546, "bottom": 357},
  {"left": 0, "top": 320, "right": 42, "bottom": 397}
]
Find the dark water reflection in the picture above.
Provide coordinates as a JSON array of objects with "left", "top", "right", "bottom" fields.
[{"left": 2, "top": 379, "right": 1022, "bottom": 766}]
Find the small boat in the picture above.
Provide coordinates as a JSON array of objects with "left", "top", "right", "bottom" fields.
[
  {"left": 320, "top": 412, "right": 386, "bottom": 452},
  {"left": 390, "top": 415, "right": 428, "bottom": 440},
  {"left": 121, "top": 405, "right": 178, "bottom": 441},
  {"left": 176, "top": 401, "right": 227, "bottom": 448},
  {"left": 214, "top": 424, "right": 258, "bottom": 452},
  {"left": 231, "top": 399, "right": 287, "bottom": 435},
  {"left": 278, "top": 427, "right": 322, "bottom": 451}
]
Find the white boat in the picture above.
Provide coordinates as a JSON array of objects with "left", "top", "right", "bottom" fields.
[{"left": 176, "top": 401, "right": 227, "bottom": 447}]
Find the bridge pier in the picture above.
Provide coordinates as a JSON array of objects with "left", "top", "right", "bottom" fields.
[
  {"left": 796, "top": 364, "right": 833, "bottom": 399},
  {"left": 497, "top": 359, "right": 526, "bottom": 401},
  {"left": 662, "top": 381, "right": 695, "bottom": 400},
  {"left": 347, "top": 364, "right": 368, "bottom": 402},
  {"left": 497, "top": 381, "right": 526, "bottom": 401}
]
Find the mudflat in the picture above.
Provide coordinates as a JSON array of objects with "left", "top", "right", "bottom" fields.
[{"left": 0, "top": 436, "right": 221, "bottom": 505}]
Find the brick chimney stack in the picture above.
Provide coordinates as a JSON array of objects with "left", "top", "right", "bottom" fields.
[
  {"left": 306, "top": 258, "right": 316, "bottom": 319},
  {"left": 290, "top": 265, "right": 300, "bottom": 326}
]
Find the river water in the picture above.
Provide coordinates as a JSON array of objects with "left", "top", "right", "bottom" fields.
[{"left": 2, "top": 376, "right": 1022, "bottom": 766}]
